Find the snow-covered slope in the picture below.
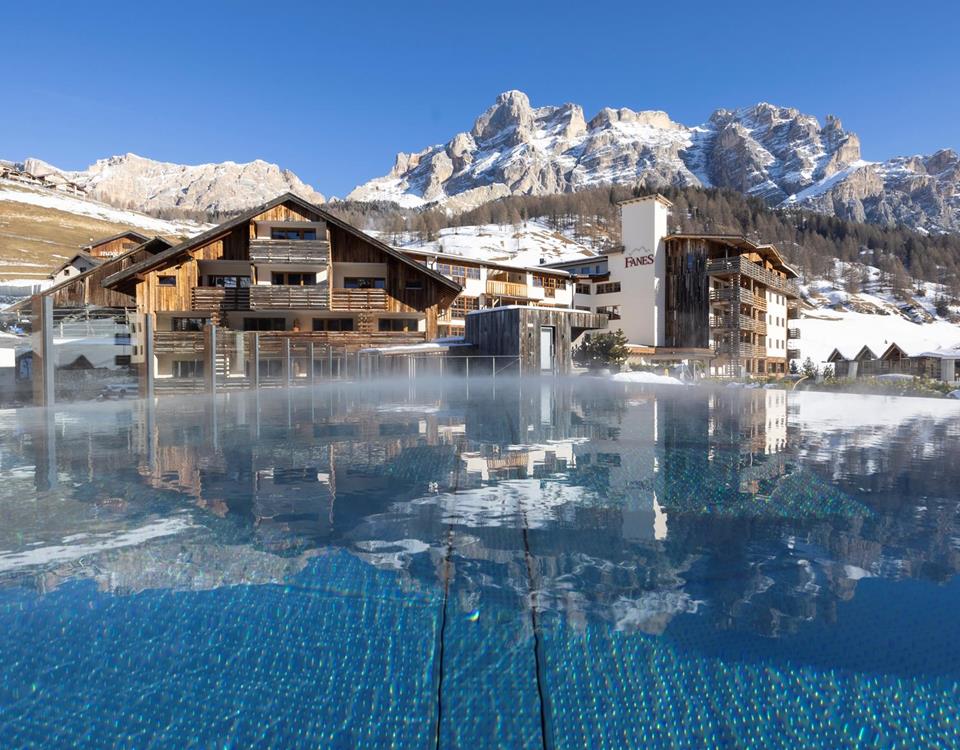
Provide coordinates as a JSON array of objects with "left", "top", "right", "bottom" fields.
[
  {"left": 19, "top": 153, "right": 325, "bottom": 215},
  {"left": 384, "top": 220, "right": 597, "bottom": 267},
  {"left": 349, "top": 90, "right": 960, "bottom": 232}
]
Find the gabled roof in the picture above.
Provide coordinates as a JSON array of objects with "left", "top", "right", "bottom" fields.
[
  {"left": 102, "top": 193, "right": 461, "bottom": 294},
  {"left": 853, "top": 344, "right": 879, "bottom": 360},
  {"left": 51, "top": 250, "right": 101, "bottom": 276},
  {"left": 665, "top": 233, "right": 799, "bottom": 278},
  {"left": 82, "top": 230, "right": 150, "bottom": 250}
]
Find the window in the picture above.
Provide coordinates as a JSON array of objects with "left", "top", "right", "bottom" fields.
[
  {"left": 158, "top": 275, "right": 176, "bottom": 286},
  {"left": 209, "top": 275, "right": 251, "bottom": 288},
  {"left": 575, "top": 283, "right": 592, "bottom": 295},
  {"left": 449, "top": 296, "right": 480, "bottom": 318},
  {"left": 243, "top": 317, "right": 286, "bottom": 331},
  {"left": 596, "top": 305, "right": 621, "bottom": 320},
  {"left": 173, "top": 360, "right": 203, "bottom": 378},
  {"left": 343, "top": 277, "right": 385, "bottom": 289},
  {"left": 595, "top": 282, "right": 621, "bottom": 294},
  {"left": 271, "top": 272, "right": 317, "bottom": 286},
  {"left": 270, "top": 227, "right": 318, "bottom": 240},
  {"left": 172, "top": 317, "right": 209, "bottom": 332},
  {"left": 405, "top": 279, "right": 423, "bottom": 291},
  {"left": 378, "top": 317, "right": 418, "bottom": 332},
  {"left": 312, "top": 318, "right": 354, "bottom": 332},
  {"left": 436, "top": 263, "right": 481, "bottom": 282}
]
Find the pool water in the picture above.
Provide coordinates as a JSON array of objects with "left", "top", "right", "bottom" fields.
[{"left": 1, "top": 379, "right": 958, "bottom": 749}]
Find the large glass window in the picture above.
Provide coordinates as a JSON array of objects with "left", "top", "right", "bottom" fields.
[
  {"left": 378, "top": 318, "right": 418, "bottom": 332},
  {"left": 343, "top": 277, "right": 385, "bottom": 289},
  {"left": 435, "top": 263, "right": 480, "bottom": 281},
  {"left": 270, "top": 227, "right": 318, "bottom": 240},
  {"left": 172, "top": 317, "right": 210, "bottom": 332},
  {"left": 271, "top": 272, "right": 317, "bottom": 286},
  {"left": 208, "top": 275, "right": 251, "bottom": 288},
  {"left": 595, "top": 282, "right": 621, "bottom": 294},
  {"left": 242, "top": 317, "right": 286, "bottom": 331},
  {"left": 312, "top": 318, "right": 355, "bottom": 332},
  {"left": 158, "top": 275, "right": 176, "bottom": 286},
  {"left": 172, "top": 360, "right": 203, "bottom": 378}
]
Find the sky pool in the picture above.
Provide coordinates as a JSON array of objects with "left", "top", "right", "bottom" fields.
[{"left": 0, "top": 379, "right": 958, "bottom": 749}]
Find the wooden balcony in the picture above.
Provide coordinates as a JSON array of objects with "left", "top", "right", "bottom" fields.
[
  {"left": 706, "top": 256, "right": 800, "bottom": 298},
  {"left": 248, "top": 239, "right": 329, "bottom": 264},
  {"left": 249, "top": 284, "right": 330, "bottom": 310},
  {"left": 191, "top": 287, "right": 250, "bottom": 321},
  {"left": 710, "top": 313, "right": 767, "bottom": 335},
  {"left": 787, "top": 327, "right": 801, "bottom": 339},
  {"left": 710, "top": 286, "right": 768, "bottom": 311},
  {"left": 329, "top": 288, "right": 388, "bottom": 310},
  {"left": 486, "top": 280, "right": 528, "bottom": 298},
  {"left": 714, "top": 340, "right": 767, "bottom": 359},
  {"left": 154, "top": 331, "right": 205, "bottom": 354}
]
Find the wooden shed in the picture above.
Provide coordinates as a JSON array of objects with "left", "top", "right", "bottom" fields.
[{"left": 463, "top": 306, "right": 607, "bottom": 374}]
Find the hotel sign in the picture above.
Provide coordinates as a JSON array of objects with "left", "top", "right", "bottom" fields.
[{"left": 624, "top": 248, "right": 655, "bottom": 268}]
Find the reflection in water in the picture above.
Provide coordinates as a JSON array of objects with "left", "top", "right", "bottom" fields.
[{"left": 1, "top": 380, "right": 959, "bottom": 748}]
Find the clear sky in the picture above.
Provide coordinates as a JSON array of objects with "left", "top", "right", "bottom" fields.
[{"left": 1, "top": 0, "right": 956, "bottom": 197}]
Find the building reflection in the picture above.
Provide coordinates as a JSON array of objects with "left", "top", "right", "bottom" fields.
[{"left": 5, "top": 380, "right": 960, "bottom": 641}]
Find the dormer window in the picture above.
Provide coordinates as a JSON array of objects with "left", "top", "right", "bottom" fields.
[{"left": 271, "top": 227, "right": 317, "bottom": 240}]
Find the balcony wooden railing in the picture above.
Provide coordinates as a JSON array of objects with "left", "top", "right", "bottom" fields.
[
  {"left": 249, "top": 284, "right": 330, "bottom": 310},
  {"left": 714, "top": 340, "right": 767, "bottom": 359},
  {"left": 706, "top": 256, "right": 800, "bottom": 298},
  {"left": 248, "top": 239, "right": 329, "bottom": 264},
  {"left": 787, "top": 327, "right": 801, "bottom": 339},
  {"left": 710, "top": 314, "right": 767, "bottom": 335},
  {"left": 154, "top": 331, "right": 205, "bottom": 354},
  {"left": 329, "top": 288, "right": 388, "bottom": 310},
  {"left": 191, "top": 287, "right": 250, "bottom": 321},
  {"left": 486, "top": 280, "right": 528, "bottom": 298},
  {"left": 710, "top": 286, "right": 768, "bottom": 311}
]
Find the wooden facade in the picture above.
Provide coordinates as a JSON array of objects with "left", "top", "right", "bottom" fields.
[
  {"left": 102, "top": 194, "right": 461, "bottom": 379},
  {"left": 665, "top": 236, "right": 800, "bottom": 377},
  {"left": 463, "top": 307, "right": 606, "bottom": 375},
  {"left": 83, "top": 231, "right": 150, "bottom": 259}
]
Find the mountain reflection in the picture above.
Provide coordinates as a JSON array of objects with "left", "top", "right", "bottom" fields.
[{"left": 2, "top": 380, "right": 959, "bottom": 640}]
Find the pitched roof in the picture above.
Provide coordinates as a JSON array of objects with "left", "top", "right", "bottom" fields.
[
  {"left": 102, "top": 193, "right": 461, "bottom": 294},
  {"left": 81, "top": 230, "right": 150, "bottom": 250},
  {"left": 617, "top": 193, "right": 674, "bottom": 208},
  {"left": 51, "top": 250, "right": 101, "bottom": 276}
]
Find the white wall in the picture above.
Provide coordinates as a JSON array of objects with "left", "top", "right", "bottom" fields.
[
  {"left": 765, "top": 289, "right": 788, "bottom": 358},
  {"left": 615, "top": 197, "right": 670, "bottom": 346}
]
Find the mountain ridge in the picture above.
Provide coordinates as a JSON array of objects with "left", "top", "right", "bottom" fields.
[{"left": 347, "top": 90, "right": 959, "bottom": 232}]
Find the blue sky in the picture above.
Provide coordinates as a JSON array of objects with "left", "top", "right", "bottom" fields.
[{"left": 1, "top": 0, "right": 956, "bottom": 197}]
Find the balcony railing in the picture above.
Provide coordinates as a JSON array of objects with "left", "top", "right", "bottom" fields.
[
  {"left": 248, "top": 239, "right": 330, "bottom": 264},
  {"left": 787, "top": 327, "right": 801, "bottom": 339},
  {"left": 706, "top": 256, "right": 800, "bottom": 298},
  {"left": 154, "top": 331, "right": 205, "bottom": 354},
  {"left": 486, "top": 280, "right": 528, "bottom": 298},
  {"left": 710, "top": 313, "right": 767, "bottom": 335},
  {"left": 710, "top": 286, "right": 768, "bottom": 311},
  {"left": 714, "top": 340, "right": 767, "bottom": 359},
  {"left": 191, "top": 287, "right": 250, "bottom": 319},
  {"left": 329, "top": 288, "right": 388, "bottom": 310},
  {"left": 249, "top": 284, "right": 330, "bottom": 310}
]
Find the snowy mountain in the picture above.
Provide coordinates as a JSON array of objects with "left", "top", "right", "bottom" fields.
[
  {"left": 348, "top": 90, "right": 960, "bottom": 232},
  {"left": 18, "top": 153, "right": 325, "bottom": 215}
]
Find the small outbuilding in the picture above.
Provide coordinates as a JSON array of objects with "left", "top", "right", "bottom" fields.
[{"left": 463, "top": 306, "right": 607, "bottom": 374}]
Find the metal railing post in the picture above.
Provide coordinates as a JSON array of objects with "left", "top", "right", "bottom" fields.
[
  {"left": 284, "top": 338, "right": 292, "bottom": 387},
  {"left": 308, "top": 342, "right": 315, "bottom": 385},
  {"left": 251, "top": 333, "right": 260, "bottom": 390},
  {"left": 205, "top": 324, "right": 217, "bottom": 395},
  {"left": 143, "top": 313, "right": 154, "bottom": 401}
]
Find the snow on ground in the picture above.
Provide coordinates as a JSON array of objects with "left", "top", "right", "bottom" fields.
[
  {"left": 0, "top": 180, "right": 206, "bottom": 236},
  {"left": 612, "top": 371, "right": 684, "bottom": 386},
  {"left": 795, "top": 309, "right": 960, "bottom": 363},
  {"left": 385, "top": 220, "right": 597, "bottom": 267}
]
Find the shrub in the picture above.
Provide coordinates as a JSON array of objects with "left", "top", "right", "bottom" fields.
[{"left": 574, "top": 329, "right": 630, "bottom": 371}]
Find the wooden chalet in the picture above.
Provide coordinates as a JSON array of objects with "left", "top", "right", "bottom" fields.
[
  {"left": 50, "top": 251, "right": 100, "bottom": 284},
  {"left": 101, "top": 193, "right": 461, "bottom": 382},
  {"left": 82, "top": 230, "right": 150, "bottom": 259}
]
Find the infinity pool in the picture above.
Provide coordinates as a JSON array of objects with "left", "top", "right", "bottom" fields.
[{"left": 1, "top": 379, "right": 958, "bottom": 749}]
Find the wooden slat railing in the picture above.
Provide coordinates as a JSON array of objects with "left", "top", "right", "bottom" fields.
[
  {"left": 485, "top": 280, "right": 528, "bottom": 298},
  {"left": 329, "top": 288, "right": 388, "bottom": 310},
  {"left": 706, "top": 256, "right": 800, "bottom": 298},
  {"left": 248, "top": 239, "right": 329, "bottom": 264},
  {"left": 249, "top": 285, "right": 330, "bottom": 310}
]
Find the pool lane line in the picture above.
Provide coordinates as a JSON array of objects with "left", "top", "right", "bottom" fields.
[
  {"left": 432, "top": 527, "right": 455, "bottom": 750},
  {"left": 522, "top": 519, "right": 554, "bottom": 750}
]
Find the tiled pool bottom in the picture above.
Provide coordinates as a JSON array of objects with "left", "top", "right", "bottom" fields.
[{"left": 1, "top": 380, "right": 959, "bottom": 749}]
